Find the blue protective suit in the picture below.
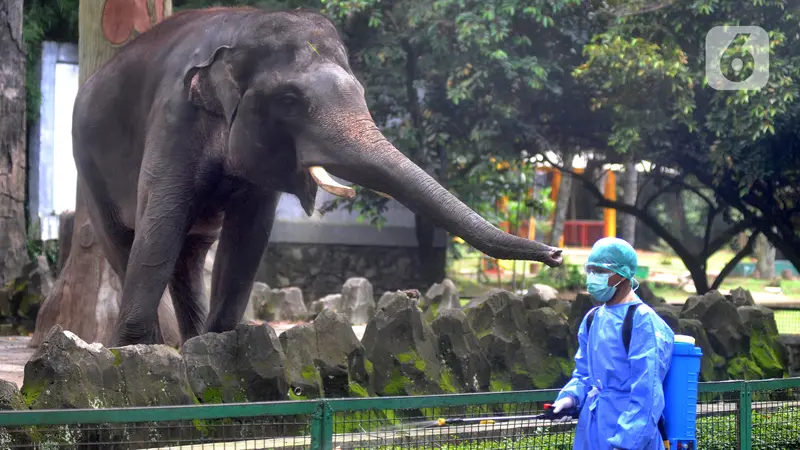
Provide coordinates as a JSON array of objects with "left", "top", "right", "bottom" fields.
[{"left": 556, "top": 296, "right": 675, "bottom": 450}]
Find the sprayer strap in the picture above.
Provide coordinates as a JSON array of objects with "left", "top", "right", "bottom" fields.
[{"left": 585, "top": 303, "right": 640, "bottom": 354}]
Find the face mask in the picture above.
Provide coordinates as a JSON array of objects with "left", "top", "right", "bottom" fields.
[{"left": 586, "top": 273, "right": 623, "bottom": 303}]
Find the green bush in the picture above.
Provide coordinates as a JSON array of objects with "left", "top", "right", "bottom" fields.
[
  {"left": 531, "top": 261, "right": 586, "bottom": 292},
  {"left": 340, "top": 408, "right": 799, "bottom": 450}
]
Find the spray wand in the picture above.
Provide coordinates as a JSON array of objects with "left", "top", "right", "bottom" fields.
[{"left": 423, "top": 403, "right": 579, "bottom": 428}]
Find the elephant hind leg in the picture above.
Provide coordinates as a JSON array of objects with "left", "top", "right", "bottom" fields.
[
  {"left": 80, "top": 177, "right": 135, "bottom": 281},
  {"left": 168, "top": 234, "right": 214, "bottom": 344}
]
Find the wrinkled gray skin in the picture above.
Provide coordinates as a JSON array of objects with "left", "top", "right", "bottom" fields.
[{"left": 71, "top": 7, "right": 564, "bottom": 347}]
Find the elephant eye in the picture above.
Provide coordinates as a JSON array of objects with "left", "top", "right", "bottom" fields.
[{"left": 279, "top": 93, "right": 300, "bottom": 109}]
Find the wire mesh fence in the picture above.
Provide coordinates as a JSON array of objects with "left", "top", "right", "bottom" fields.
[
  {"left": 696, "top": 382, "right": 744, "bottom": 450},
  {"left": 0, "top": 401, "right": 317, "bottom": 449},
  {"left": 774, "top": 308, "right": 800, "bottom": 335},
  {"left": 325, "top": 391, "right": 574, "bottom": 449},
  {"left": 0, "top": 378, "right": 798, "bottom": 450},
  {"left": 749, "top": 379, "right": 800, "bottom": 450}
]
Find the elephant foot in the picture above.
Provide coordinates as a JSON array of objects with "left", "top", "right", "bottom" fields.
[{"left": 113, "top": 321, "right": 165, "bottom": 347}]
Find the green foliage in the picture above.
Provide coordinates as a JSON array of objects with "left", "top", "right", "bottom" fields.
[
  {"left": 25, "top": 220, "right": 58, "bottom": 273},
  {"left": 318, "top": 0, "right": 587, "bottom": 227},
  {"left": 530, "top": 259, "right": 586, "bottom": 292}
]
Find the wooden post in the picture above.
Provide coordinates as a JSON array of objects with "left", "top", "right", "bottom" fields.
[{"left": 31, "top": 0, "right": 179, "bottom": 348}]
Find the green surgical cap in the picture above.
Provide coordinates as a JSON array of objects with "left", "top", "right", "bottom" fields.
[{"left": 586, "top": 237, "right": 638, "bottom": 280}]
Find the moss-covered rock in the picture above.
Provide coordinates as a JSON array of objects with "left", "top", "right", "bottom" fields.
[
  {"left": 340, "top": 277, "right": 376, "bottom": 325},
  {"left": 21, "top": 325, "right": 125, "bottom": 410},
  {"left": 113, "top": 344, "right": 197, "bottom": 407},
  {"left": 637, "top": 282, "right": 666, "bottom": 306},
  {"left": 255, "top": 286, "right": 308, "bottom": 322},
  {"left": 653, "top": 304, "right": 681, "bottom": 334},
  {"left": 248, "top": 282, "right": 272, "bottom": 320},
  {"left": 280, "top": 309, "right": 372, "bottom": 399},
  {"left": 729, "top": 287, "right": 755, "bottom": 307},
  {"left": 309, "top": 293, "right": 342, "bottom": 318},
  {"left": 679, "top": 319, "right": 727, "bottom": 381},
  {"left": 0, "top": 256, "right": 54, "bottom": 334},
  {"left": 528, "top": 306, "right": 574, "bottom": 358},
  {"left": 431, "top": 308, "right": 490, "bottom": 392},
  {"left": 547, "top": 298, "right": 572, "bottom": 318},
  {"left": 680, "top": 290, "right": 749, "bottom": 358},
  {"left": 737, "top": 305, "right": 789, "bottom": 378},
  {"left": 0, "top": 380, "right": 29, "bottom": 447},
  {"left": 0, "top": 380, "right": 25, "bottom": 411},
  {"left": 181, "top": 323, "right": 289, "bottom": 403},
  {"left": 727, "top": 355, "right": 764, "bottom": 380},
  {"left": 17, "top": 326, "right": 201, "bottom": 447},
  {"left": 280, "top": 324, "right": 323, "bottom": 399},
  {"left": 464, "top": 290, "right": 571, "bottom": 391},
  {"left": 362, "top": 292, "right": 456, "bottom": 397},
  {"left": 420, "top": 278, "right": 460, "bottom": 323},
  {"left": 522, "top": 284, "right": 558, "bottom": 310},
  {"left": 567, "top": 292, "right": 601, "bottom": 338}
]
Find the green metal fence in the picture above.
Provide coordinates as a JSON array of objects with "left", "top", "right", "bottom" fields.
[{"left": 0, "top": 377, "right": 798, "bottom": 449}]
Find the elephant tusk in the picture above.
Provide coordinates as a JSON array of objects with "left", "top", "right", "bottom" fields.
[
  {"left": 309, "top": 166, "right": 356, "bottom": 199},
  {"left": 373, "top": 190, "right": 393, "bottom": 200}
]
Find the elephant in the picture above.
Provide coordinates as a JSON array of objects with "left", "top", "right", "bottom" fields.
[{"left": 71, "top": 6, "right": 564, "bottom": 347}]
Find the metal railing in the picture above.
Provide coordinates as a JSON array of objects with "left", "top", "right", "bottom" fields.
[{"left": 0, "top": 377, "right": 798, "bottom": 449}]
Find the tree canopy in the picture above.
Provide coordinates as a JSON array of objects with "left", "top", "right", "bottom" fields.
[{"left": 21, "top": 0, "right": 800, "bottom": 293}]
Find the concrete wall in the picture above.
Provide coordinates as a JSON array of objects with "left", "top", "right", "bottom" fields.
[{"left": 257, "top": 193, "right": 447, "bottom": 301}]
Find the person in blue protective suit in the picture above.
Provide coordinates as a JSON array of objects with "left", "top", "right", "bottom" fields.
[{"left": 551, "top": 237, "right": 675, "bottom": 450}]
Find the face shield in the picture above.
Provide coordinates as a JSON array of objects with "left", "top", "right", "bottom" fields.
[{"left": 584, "top": 238, "right": 640, "bottom": 291}]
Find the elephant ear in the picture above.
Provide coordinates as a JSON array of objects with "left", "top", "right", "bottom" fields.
[
  {"left": 291, "top": 170, "right": 319, "bottom": 217},
  {"left": 182, "top": 45, "right": 241, "bottom": 125}
]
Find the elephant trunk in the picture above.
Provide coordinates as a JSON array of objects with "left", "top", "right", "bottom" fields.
[{"left": 319, "top": 124, "right": 564, "bottom": 267}]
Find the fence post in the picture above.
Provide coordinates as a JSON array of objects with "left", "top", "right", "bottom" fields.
[
  {"left": 320, "top": 400, "right": 334, "bottom": 450},
  {"left": 738, "top": 381, "right": 752, "bottom": 450},
  {"left": 310, "top": 401, "right": 323, "bottom": 450}
]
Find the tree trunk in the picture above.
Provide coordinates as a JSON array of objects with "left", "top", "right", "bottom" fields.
[
  {"left": 551, "top": 167, "right": 573, "bottom": 247},
  {"left": 0, "top": 0, "right": 30, "bottom": 286},
  {"left": 56, "top": 211, "right": 75, "bottom": 276},
  {"left": 620, "top": 161, "right": 638, "bottom": 245},
  {"left": 755, "top": 232, "right": 776, "bottom": 280},
  {"left": 31, "top": 0, "right": 179, "bottom": 348}
]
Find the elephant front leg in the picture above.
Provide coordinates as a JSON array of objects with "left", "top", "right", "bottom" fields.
[
  {"left": 205, "top": 190, "right": 280, "bottom": 333},
  {"left": 113, "top": 185, "right": 197, "bottom": 347}
]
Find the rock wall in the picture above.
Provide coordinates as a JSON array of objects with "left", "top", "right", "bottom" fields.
[
  {"left": 0, "top": 256, "right": 54, "bottom": 336},
  {"left": 255, "top": 243, "right": 446, "bottom": 301},
  {"left": 2, "top": 283, "right": 792, "bottom": 444},
  {"left": 783, "top": 335, "right": 800, "bottom": 377}
]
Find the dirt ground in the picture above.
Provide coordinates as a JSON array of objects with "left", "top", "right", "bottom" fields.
[
  {"left": 0, "top": 336, "right": 33, "bottom": 389},
  {"left": 0, "top": 322, "right": 367, "bottom": 390}
]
